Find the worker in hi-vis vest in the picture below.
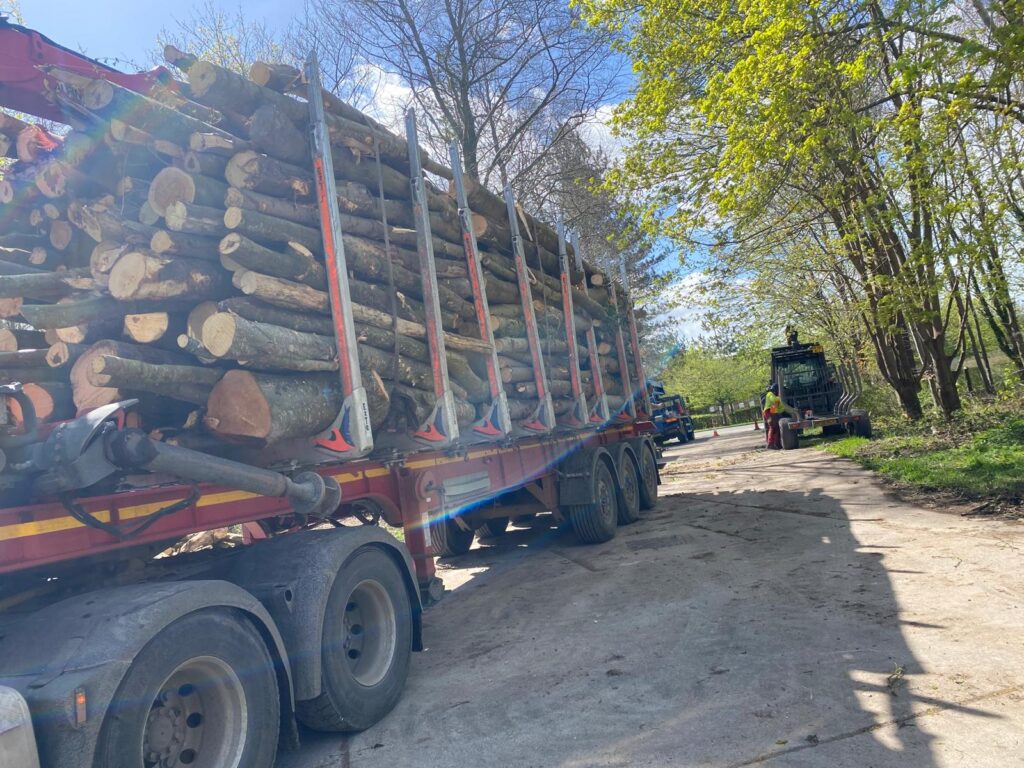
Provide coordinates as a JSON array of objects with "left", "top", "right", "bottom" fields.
[{"left": 763, "top": 383, "right": 789, "bottom": 449}]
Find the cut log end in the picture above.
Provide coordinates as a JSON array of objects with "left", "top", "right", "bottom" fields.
[
  {"left": 204, "top": 369, "right": 273, "bottom": 441},
  {"left": 200, "top": 312, "right": 237, "bottom": 358}
]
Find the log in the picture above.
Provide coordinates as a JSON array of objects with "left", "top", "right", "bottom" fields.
[
  {"left": 249, "top": 61, "right": 453, "bottom": 180},
  {"left": 219, "top": 232, "right": 325, "bottom": 288},
  {"left": 19, "top": 295, "right": 189, "bottom": 330},
  {"left": 189, "top": 132, "right": 252, "bottom": 156},
  {"left": 90, "top": 241, "right": 131, "bottom": 276},
  {"left": 7, "top": 382, "right": 75, "bottom": 424},
  {"left": 247, "top": 103, "right": 309, "bottom": 166},
  {"left": 108, "top": 251, "right": 227, "bottom": 301},
  {"left": 223, "top": 206, "right": 321, "bottom": 253},
  {"left": 0, "top": 268, "right": 92, "bottom": 300},
  {"left": 353, "top": 322, "right": 489, "bottom": 401},
  {"left": 89, "top": 355, "right": 223, "bottom": 405},
  {"left": 48, "top": 221, "right": 74, "bottom": 251},
  {"left": 216, "top": 297, "right": 335, "bottom": 336},
  {"left": 234, "top": 270, "right": 328, "bottom": 314},
  {"left": 78, "top": 202, "right": 157, "bottom": 244},
  {"left": 183, "top": 150, "right": 229, "bottom": 179},
  {"left": 188, "top": 60, "right": 307, "bottom": 123},
  {"left": 70, "top": 340, "right": 193, "bottom": 410},
  {"left": 150, "top": 229, "right": 221, "bottom": 261},
  {"left": 148, "top": 166, "right": 229, "bottom": 217},
  {"left": 83, "top": 77, "right": 234, "bottom": 147},
  {"left": 0, "top": 326, "right": 45, "bottom": 351},
  {"left": 0, "top": 349, "right": 49, "bottom": 368},
  {"left": 123, "top": 311, "right": 186, "bottom": 343},
  {"left": 224, "top": 186, "right": 319, "bottom": 227},
  {"left": 201, "top": 313, "right": 337, "bottom": 371},
  {"left": 107, "top": 119, "right": 184, "bottom": 160},
  {"left": 225, "top": 151, "right": 312, "bottom": 198},
  {"left": 204, "top": 371, "right": 349, "bottom": 445},
  {"left": 165, "top": 201, "right": 229, "bottom": 238},
  {"left": 46, "top": 341, "right": 88, "bottom": 368},
  {"left": 0, "top": 258, "right": 44, "bottom": 275}
]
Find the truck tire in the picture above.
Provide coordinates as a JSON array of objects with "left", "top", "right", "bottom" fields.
[
  {"left": 297, "top": 547, "right": 413, "bottom": 732},
  {"left": 475, "top": 516, "right": 509, "bottom": 540},
  {"left": 779, "top": 418, "right": 799, "bottom": 450},
  {"left": 94, "top": 608, "right": 280, "bottom": 768},
  {"left": 568, "top": 459, "right": 619, "bottom": 544},
  {"left": 429, "top": 515, "right": 474, "bottom": 557},
  {"left": 851, "top": 409, "right": 872, "bottom": 438},
  {"left": 637, "top": 441, "right": 659, "bottom": 510},
  {"left": 615, "top": 449, "right": 642, "bottom": 525}
]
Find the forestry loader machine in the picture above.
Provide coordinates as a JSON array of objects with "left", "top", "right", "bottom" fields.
[{"left": 769, "top": 336, "right": 872, "bottom": 450}]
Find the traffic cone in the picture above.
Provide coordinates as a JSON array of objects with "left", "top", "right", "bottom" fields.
[
  {"left": 753, "top": 417, "right": 760, "bottom": 431},
  {"left": 712, "top": 428, "right": 720, "bottom": 437}
]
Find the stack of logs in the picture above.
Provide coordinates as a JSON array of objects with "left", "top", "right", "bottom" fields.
[{"left": 0, "top": 48, "right": 634, "bottom": 453}]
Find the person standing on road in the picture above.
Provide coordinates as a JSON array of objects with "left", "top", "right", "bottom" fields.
[{"left": 763, "top": 383, "right": 785, "bottom": 449}]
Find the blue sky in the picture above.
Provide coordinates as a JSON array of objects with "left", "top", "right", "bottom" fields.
[{"left": 17, "top": 0, "right": 292, "bottom": 68}]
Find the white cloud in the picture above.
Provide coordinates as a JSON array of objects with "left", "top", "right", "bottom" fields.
[
  {"left": 350, "top": 62, "right": 414, "bottom": 133},
  {"left": 641, "top": 271, "right": 707, "bottom": 341},
  {"left": 578, "top": 102, "right": 626, "bottom": 159}
]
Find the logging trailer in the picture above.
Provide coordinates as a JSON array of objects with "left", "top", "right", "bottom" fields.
[{"left": 0, "top": 20, "right": 660, "bottom": 768}]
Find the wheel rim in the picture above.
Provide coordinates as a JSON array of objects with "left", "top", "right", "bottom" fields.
[
  {"left": 343, "top": 579, "right": 398, "bottom": 687},
  {"left": 142, "top": 656, "right": 247, "bottom": 768},
  {"left": 622, "top": 463, "right": 639, "bottom": 512},
  {"left": 642, "top": 449, "right": 657, "bottom": 496},
  {"left": 597, "top": 468, "right": 616, "bottom": 524}
]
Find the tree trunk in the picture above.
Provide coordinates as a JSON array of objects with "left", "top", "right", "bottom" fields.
[
  {"left": 165, "top": 201, "right": 229, "bottom": 237},
  {"left": 219, "top": 232, "right": 325, "bottom": 288},
  {"left": 223, "top": 206, "right": 321, "bottom": 253},
  {"left": 201, "top": 313, "right": 337, "bottom": 371},
  {"left": 89, "top": 355, "right": 224, "bottom": 405},
  {"left": 150, "top": 229, "right": 221, "bottom": 261},
  {"left": 70, "top": 340, "right": 193, "bottom": 410},
  {"left": 216, "top": 297, "right": 335, "bottom": 336},
  {"left": 205, "top": 370, "right": 346, "bottom": 445}
]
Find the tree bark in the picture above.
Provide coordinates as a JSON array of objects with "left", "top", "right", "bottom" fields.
[
  {"left": 165, "top": 201, "right": 229, "bottom": 238},
  {"left": 219, "top": 232, "right": 325, "bottom": 288},
  {"left": 223, "top": 206, "right": 322, "bottom": 253},
  {"left": 225, "top": 151, "right": 312, "bottom": 199},
  {"left": 70, "top": 340, "right": 193, "bottom": 410},
  {"left": 89, "top": 355, "right": 224, "bottom": 405},
  {"left": 201, "top": 313, "right": 337, "bottom": 371},
  {"left": 150, "top": 229, "right": 221, "bottom": 261}
]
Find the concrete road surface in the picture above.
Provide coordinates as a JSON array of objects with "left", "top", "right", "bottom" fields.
[{"left": 280, "top": 429, "right": 1024, "bottom": 767}]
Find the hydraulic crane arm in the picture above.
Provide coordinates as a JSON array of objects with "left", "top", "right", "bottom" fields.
[{"left": 0, "top": 17, "right": 168, "bottom": 121}]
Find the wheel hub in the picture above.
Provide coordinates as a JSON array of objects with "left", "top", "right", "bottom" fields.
[
  {"left": 142, "top": 657, "right": 247, "bottom": 768},
  {"left": 342, "top": 580, "right": 398, "bottom": 687}
]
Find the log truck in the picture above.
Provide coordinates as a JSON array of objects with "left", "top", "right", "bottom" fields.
[{"left": 0, "top": 19, "right": 660, "bottom": 767}]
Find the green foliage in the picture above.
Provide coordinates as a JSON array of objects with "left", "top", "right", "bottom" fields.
[
  {"left": 821, "top": 396, "right": 1024, "bottom": 501},
  {"left": 662, "top": 344, "right": 767, "bottom": 418},
  {"left": 577, "top": 0, "right": 1024, "bottom": 420}
]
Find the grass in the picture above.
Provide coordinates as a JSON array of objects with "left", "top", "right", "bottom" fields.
[{"left": 813, "top": 400, "right": 1024, "bottom": 504}]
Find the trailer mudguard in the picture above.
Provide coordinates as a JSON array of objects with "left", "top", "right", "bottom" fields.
[
  {"left": 0, "top": 581, "right": 295, "bottom": 768},
  {"left": 223, "top": 526, "right": 424, "bottom": 702},
  {"left": 557, "top": 446, "right": 618, "bottom": 507}
]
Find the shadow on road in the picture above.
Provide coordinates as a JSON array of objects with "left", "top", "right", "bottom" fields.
[{"left": 281, "top": 482, "right": 1007, "bottom": 767}]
